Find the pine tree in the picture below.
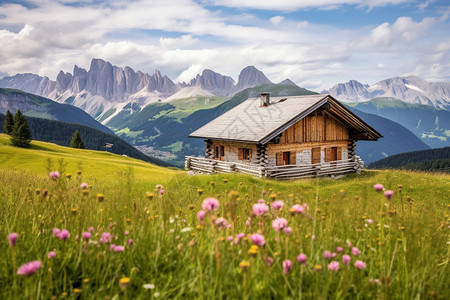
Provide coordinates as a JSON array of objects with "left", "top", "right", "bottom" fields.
[
  {"left": 3, "top": 110, "right": 14, "bottom": 135},
  {"left": 11, "top": 110, "right": 32, "bottom": 148},
  {"left": 70, "top": 130, "right": 85, "bottom": 149}
]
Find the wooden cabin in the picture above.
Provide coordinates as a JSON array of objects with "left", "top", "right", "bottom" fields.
[{"left": 186, "top": 93, "right": 382, "bottom": 179}]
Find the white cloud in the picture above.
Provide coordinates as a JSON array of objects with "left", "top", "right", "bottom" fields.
[
  {"left": 176, "top": 64, "right": 204, "bottom": 83},
  {"left": 270, "top": 16, "right": 285, "bottom": 25},
  {"left": 159, "top": 35, "right": 198, "bottom": 48}
]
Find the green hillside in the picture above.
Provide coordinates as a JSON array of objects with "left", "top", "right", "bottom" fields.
[
  {"left": 0, "top": 133, "right": 182, "bottom": 184},
  {"left": 368, "top": 147, "right": 450, "bottom": 172},
  {"left": 0, "top": 114, "right": 174, "bottom": 167},
  {"left": 347, "top": 97, "right": 450, "bottom": 148},
  {"left": 0, "top": 88, "right": 113, "bottom": 134}
]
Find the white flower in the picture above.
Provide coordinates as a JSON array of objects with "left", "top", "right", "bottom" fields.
[
  {"left": 143, "top": 283, "right": 155, "bottom": 289},
  {"left": 181, "top": 227, "right": 193, "bottom": 233},
  {"left": 154, "top": 292, "right": 160, "bottom": 297}
]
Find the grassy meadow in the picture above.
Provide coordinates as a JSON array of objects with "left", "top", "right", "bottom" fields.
[{"left": 0, "top": 133, "right": 449, "bottom": 299}]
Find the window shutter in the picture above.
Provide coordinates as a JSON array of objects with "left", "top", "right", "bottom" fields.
[
  {"left": 276, "top": 152, "right": 283, "bottom": 166},
  {"left": 238, "top": 148, "right": 243, "bottom": 160},
  {"left": 337, "top": 147, "right": 342, "bottom": 160},
  {"left": 290, "top": 152, "right": 296, "bottom": 165},
  {"left": 325, "top": 147, "right": 331, "bottom": 162}
]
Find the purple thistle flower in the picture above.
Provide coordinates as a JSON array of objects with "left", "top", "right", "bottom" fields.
[
  {"left": 291, "top": 204, "right": 305, "bottom": 214},
  {"left": 89, "top": 227, "right": 94, "bottom": 232},
  {"left": 283, "top": 227, "right": 292, "bottom": 235},
  {"left": 49, "top": 171, "right": 60, "bottom": 180},
  {"left": 110, "top": 244, "right": 116, "bottom": 251},
  {"left": 53, "top": 228, "right": 61, "bottom": 238},
  {"left": 342, "top": 255, "right": 351, "bottom": 264},
  {"left": 324, "top": 250, "right": 333, "bottom": 259},
  {"left": 202, "top": 198, "right": 219, "bottom": 211},
  {"left": 328, "top": 261, "right": 339, "bottom": 272},
  {"left": 384, "top": 190, "right": 394, "bottom": 200},
  {"left": 80, "top": 182, "right": 88, "bottom": 189},
  {"left": 58, "top": 230, "right": 70, "bottom": 241},
  {"left": 297, "top": 254, "right": 307, "bottom": 265},
  {"left": 48, "top": 251, "right": 56, "bottom": 259},
  {"left": 249, "top": 233, "right": 265, "bottom": 247},
  {"left": 8, "top": 233, "right": 18, "bottom": 248},
  {"left": 351, "top": 247, "right": 361, "bottom": 256},
  {"left": 252, "top": 203, "right": 269, "bottom": 216},
  {"left": 336, "top": 246, "right": 343, "bottom": 253},
  {"left": 17, "top": 260, "right": 41, "bottom": 276},
  {"left": 197, "top": 210, "right": 206, "bottom": 221},
  {"left": 128, "top": 239, "right": 133, "bottom": 246},
  {"left": 271, "top": 200, "right": 284, "bottom": 210},
  {"left": 82, "top": 232, "right": 91, "bottom": 241},
  {"left": 282, "top": 259, "right": 293, "bottom": 274},
  {"left": 114, "top": 245, "right": 124, "bottom": 252},
  {"left": 355, "top": 260, "right": 366, "bottom": 270},
  {"left": 373, "top": 184, "right": 384, "bottom": 191},
  {"left": 272, "top": 217, "right": 288, "bottom": 232}
]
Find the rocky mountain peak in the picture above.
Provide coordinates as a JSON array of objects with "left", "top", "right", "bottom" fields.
[{"left": 234, "top": 66, "right": 272, "bottom": 92}]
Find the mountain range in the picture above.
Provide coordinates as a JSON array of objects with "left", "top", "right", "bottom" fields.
[{"left": 323, "top": 76, "right": 450, "bottom": 110}]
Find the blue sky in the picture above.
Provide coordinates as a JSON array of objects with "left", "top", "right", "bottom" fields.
[{"left": 0, "top": 0, "right": 448, "bottom": 91}]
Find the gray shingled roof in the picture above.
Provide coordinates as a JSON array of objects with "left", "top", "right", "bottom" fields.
[
  {"left": 189, "top": 94, "right": 329, "bottom": 143},
  {"left": 189, "top": 94, "right": 382, "bottom": 144}
]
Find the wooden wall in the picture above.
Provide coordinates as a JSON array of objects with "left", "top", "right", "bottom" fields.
[
  {"left": 211, "top": 140, "right": 258, "bottom": 165},
  {"left": 279, "top": 113, "right": 349, "bottom": 144}
]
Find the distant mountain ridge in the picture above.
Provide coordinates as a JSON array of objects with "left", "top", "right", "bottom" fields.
[
  {"left": 0, "top": 59, "right": 286, "bottom": 120},
  {"left": 323, "top": 76, "right": 450, "bottom": 110}
]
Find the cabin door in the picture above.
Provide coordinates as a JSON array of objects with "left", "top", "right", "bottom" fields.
[
  {"left": 220, "top": 146, "right": 225, "bottom": 161},
  {"left": 312, "top": 147, "right": 321, "bottom": 164}
]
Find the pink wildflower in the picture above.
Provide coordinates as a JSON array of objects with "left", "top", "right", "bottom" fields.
[
  {"left": 197, "top": 210, "right": 206, "bottom": 221},
  {"left": 17, "top": 260, "right": 41, "bottom": 276},
  {"left": 58, "top": 230, "right": 70, "bottom": 241},
  {"left": 291, "top": 204, "right": 304, "bottom": 214},
  {"left": 373, "top": 184, "right": 384, "bottom": 191},
  {"left": 53, "top": 228, "right": 61, "bottom": 238},
  {"left": 80, "top": 182, "right": 88, "bottom": 189},
  {"left": 297, "top": 254, "right": 307, "bottom": 265},
  {"left": 215, "top": 217, "right": 229, "bottom": 229},
  {"left": 272, "top": 217, "right": 288, "bottom": 232},
  {"left": 252, "top": 203, "right": 269, "bottom": 216},
  {"left": 324, "top": 251, "right": 333, "bottom": 259},
  {"left": 283, "top": 259, "right": 293, "bottom": 274},
  {"left": 234, "top": 233, "right": 245, "bottom": 245},
  {"left": 100, "top": 232, "right": 112, "bottom": 244},
  {"left": 227, "top": 236, "right": 233, "bottom": 241},
  {"left": 352, "top": 247, "right": 361, "bottom": 256},
  {"left": 114, "top": 245, "right": 124, "bottom": 252},
  {"left": 82, "top": 232, "right": 91, "bottom": 241},
  {"left": 49, "top": 171, "right": 60, "bottom": 180},
  {"left": 48, "top": 251, "right": 56, "bottom": 259},
  {"left": 110, "top": 244, "right": 116, "bottom": 251},
  {"left": 355, "top": 260, "right": 366, "bottom": 270},
  {"left": 366, "top": 219, "right": 374, "bottom": 224},
  {"left": 342, "top": 255, "right": 351, "bottom": 264},
  {"left": 336, "top": 246, "right": 343, "bottom": 253},
  {"left": 258, "top": 199, "right": 265, "bottom": 203},
  {"left": 89, "top": 227, "right": 94, "bottom": 232},
  {"left": 265, "top": 256, "right": 274, "bottom": 267},
  {"left": 347, "top": 241, "right": 352, "bottom": 247},
  {"left": 328, "top": 261, "right": 339, "bottom": 271},
  {"left": 384, "top": 190, "right": 394, "bottom": 200},
  {"left": 249, "top": 233, "right": 266, "bottom": 247},
  {"left": 271, "top": 200, "right": 284, "bottom": 210},
  {"left": 125, "top": 231, "right": 129, "bottom": 236},
  {"left": 202, "top": 198, "right": 219, "bottom": 211},
  {"left": 8, "top": 233, "right": 18, "bottom": 248},
  {"left": 262, "top": 190, "right": 266, "bottom": 195},
  {"left": 283, "top": 227, "right": 292, "bottom": 235},
  {"left": 128, "top": 239, "right": 133, "bottom": 246},
  {"left": 159, "top": 189, "right": 165, "bottom": 195},
  {"left": 245, "top": 218, "right": 251, "bottom": 227}
]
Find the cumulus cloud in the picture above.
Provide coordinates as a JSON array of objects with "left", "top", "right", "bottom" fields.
[{"left": 270, "top": 16, "right": 285, "bottom": 25}]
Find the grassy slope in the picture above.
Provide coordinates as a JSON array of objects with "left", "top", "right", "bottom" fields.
[
  {"left": 0, "top": 134, "right": 182, "bottom": 187},
  {"left": 0, "top": 134, "right": 449, "bottom": 298}
]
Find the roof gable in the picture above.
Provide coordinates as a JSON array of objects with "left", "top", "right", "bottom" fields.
[{"left": 189, "top": 94, "right": 382, "bottom": 143}]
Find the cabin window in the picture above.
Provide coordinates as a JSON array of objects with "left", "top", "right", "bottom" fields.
[
  {"left": 214, "top": 145, "right": 225, "bottom": 160},
  {"left": 238, "top": 148, "right": 251, "bottom": 161},
  {"left": 311, "top": 147, "right": 321, "bottom": 164},
  {"left": 276, "top": 151, "right": 296, "bottom": 166},
  {"left": 325, "top": 147, "right": 341, "bottom": 162},
  {"left": 215, "top": 146, "right": 219, "bottom": 159}
]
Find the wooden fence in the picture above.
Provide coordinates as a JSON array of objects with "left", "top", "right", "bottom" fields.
[{"left": 185, "top": 156, "right": 363, "bottom": 179}]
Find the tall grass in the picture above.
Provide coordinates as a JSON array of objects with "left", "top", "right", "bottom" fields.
[{"left": 0, "top": 136, "right": 449, "bottom": 299}]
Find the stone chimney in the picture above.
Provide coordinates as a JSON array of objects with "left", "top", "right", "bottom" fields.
[{"left": 260, "top": 92, "right": 270, "bottom": 107}]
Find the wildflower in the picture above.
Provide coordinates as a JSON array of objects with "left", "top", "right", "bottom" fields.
[
  {"left": 297, "top": 254, "right": 307, "bottom": 265},
  {"left": 269, "top": 193, "right": 277, "bottom": 200},
  {"left": 197, "top": 210, "right": 206, "bottom": 221},
  {"left": 155, "top": 184, "right": 163, "bottom": 190},
  {"left": 223, "top": 178, "right": 228, "bottom": 183},
  {"left": 336, "top": 246, "right": 343, "bottom": 253},
  {"left": 110, "top": 244, "right": 116, "bottom": 251},
  {"left": 314, "top": 265, "right": 322, "bottom": 272},
  {"left": 88, "top": 227, "right": 94, "bottom": 232},
  {"left": 351, "top": 247, "right": 361, "bottom": 256},
  {"left": 328, "top": 261, "right": 339, "bottom": 271},
  {"left": 271, "top": 200, "right": 284, "bottom": 210},
  {"left": 227, "top": 236, "right": 233, "bottom": 241},
  {"left": 373, "top": 184, "right": 384, "bottom": 191},
  {"left": 245, "top": 218, "right": 251, "bottom": 227},
  {"left": 53, "top": 228, "right": 61, "bottom": 238},
  {"left": 384, "top": 190, "right": 394, "bottom": 200},
  {"left": 355, "top": 260, "right": 366, "bottom": 270},
  {"left": 146, "top": 192, "right": 153, "bottom": 200},
  {"left": 143, "top": 283, "right": 155, "bottom": 289},
  {"left": 159, "top": 189, "right": 165, "bottom": 195},
  {"left": 283, "top": 227, "right": 292, "bottom": 235},
  {"left": 291, "top": 204, "right": 305, "bottom": 214},
  {"left": 73, "top": 289, "right": 81, "bottom": 294},
  {"left": 252, "top": 203, "right": 269, "bottom": 216},
  {"left": 202, "top": 198, "right": 219, "bottom": 211},
  {"left": 197, "top": 189, "right": 203, "bottom": 195},
  {"left": 17, "top": 260, "right": 41, "bottom": 276},
  {"left": 283, "top": 260, "right": 293, "bottom": 274},
  {"left": 119, "top": 277, "right": 130, "bottom": 289},
  {"left": 114, "top": 246, "right": 124, "bottom": 252},
  {"left": 249, "top": 233, "right": 266, "bottom": 247},
  {"left": 49, "top": 171, "right": 60, "bottom": 180},
  {"left": 215, "top": 217, "right": 229, "bottom": 229},
  {"left": 342, "top": 255, "right": 351, "bottom": 264},
  {"left": 272, "top": 217, "right": 288, "bottom": 232},
  {"left": 97, "top": 193, "right": 104, "bottom": 202},
  {"left": 82, "top": 232, "right": 91, "bottom": 241},
  {"left": 35, "top": 188, "right": 41, "bottom": 195},
  {"left": 8, "top": 233, "right": 18, "bottom": 248},
  {"left": 125, "top": 231, "right": 129, "bottom": 236},
  {"left": 234, "top": 233, "right": 245, "bottom": 245},
  {"left": 128, "top": 239, "right": 133, "bottom": 246},
  {"left": 366, "top": 219, "right": 374, "bottom": 224},
  {"left": 80, "top": 182, "right": 88, "bottom": 189},
  {"left": 262, "top": 190, "right": 266, "bottom": 195},
  {"left": 100, "top": 232, "right": 112, "bottom": 244},
  {"left": 59, "top": 230, "right": 70, "bottom": 241},
  {"left": 48, "top": 251, "right": 56, "bottom": 259},
  {"left": 239, "top": 260, "right": 250, "bottom": 271},
  {"left": 324, "top": 251, "right": 333, "bottom": 259},
  {"left": 248, "top": 245, "right": 258, "bottom": 256},
  {"left": 265, "top": 256, "right": 274, "bottom": 267}
]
